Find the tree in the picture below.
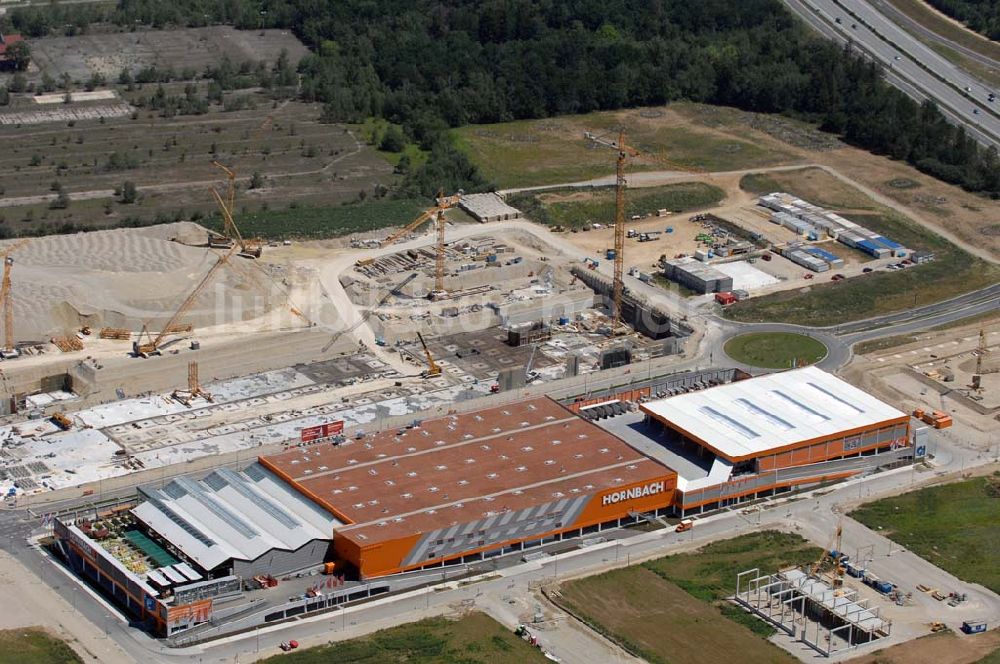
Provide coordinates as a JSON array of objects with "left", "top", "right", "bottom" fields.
[
  {"left": 0, "top": 87, "right": 8, "bottom": 106},
  {"left": 249, "top": 171, "right": 264, "bottom": 189},
  {"left": 378, "top": 125, "right": 406, "bottom": 153},
  {"left": 8, "top": 73, "right": 27, "bottom": 93},
  {"left": 6, "top": 41, "right": 31, "bottom": 72},
  {"left": 50, "top": 185, "right": 70, "bottom": 209},
  {"left": 121, "top": 180, "right": 138, "bottom": 204}
]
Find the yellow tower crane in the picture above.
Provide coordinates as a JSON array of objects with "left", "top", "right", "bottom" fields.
[
  {"left": 373, "top": 190, "right": 462, "bottom": 300},
  {"left": 584, "top": 130, "right": 706, "bottom": 329},
  {"left": 0, "top": 239, "right": 30, "bottom": 359}
]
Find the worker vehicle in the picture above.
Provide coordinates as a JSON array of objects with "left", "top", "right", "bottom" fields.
[
  {"left": 675, "top": 519, "right": 694, "bottom": 533},
  {"left": 417, "top": 332, "right": 441, "bottom": 378},
  {"left": 51, "top": 412, "right": 73, "bottom": 430}
]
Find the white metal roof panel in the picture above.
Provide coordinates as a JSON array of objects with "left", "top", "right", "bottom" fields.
[
  {"left": 640, "top": 367, "right": 906, "bottom": 459},
  {"left": 132, "top": 463, "right": 339, "bottom": 572}
]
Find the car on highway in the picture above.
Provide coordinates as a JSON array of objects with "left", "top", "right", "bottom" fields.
[
  {"left": 851, "top": 23, "right": 857, "bottom": 29},
  {"left": 989, "top": 93, "right": 996, "bottom": 103},
  {"left": 973, "top": 109, "right": 980, "bottom": 115},
  {"left": 893, "top": 55, "right": 900, "bottom": 61},
  {"left": 965, "top": 86, "right": 972, "bottom": 92}
]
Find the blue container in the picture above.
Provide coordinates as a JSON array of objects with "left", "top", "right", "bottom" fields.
[
  {"left": 665, "top": 227, "right": 674, "bottom": 234},
  {"left": 962, "top": 621, "right": 987, "bottom": 634},
  {"left": 486, "top": 254, "right": 497, "bottom": 263},
  {"left": 606, "top": 249, "right": 616, "bottom": 260},
  {"left": 558, "top": 316, "right": 569, "bottom": 325}
]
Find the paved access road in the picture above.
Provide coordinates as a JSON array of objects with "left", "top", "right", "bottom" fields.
[{"left": 783, "top": 0, "right": 999, "bottom": 148}]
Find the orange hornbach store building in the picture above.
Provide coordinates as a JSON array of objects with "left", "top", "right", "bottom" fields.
[
  {"left": 638, "top": 366, "right": 912, "bottom": 514},
  {"left": 259, "top": 396, "right": 677, "bottom": 578}
]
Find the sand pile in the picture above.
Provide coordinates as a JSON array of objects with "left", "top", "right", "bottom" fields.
[{"left": 6, "top": 223, "right": 285, "bottom": 340}]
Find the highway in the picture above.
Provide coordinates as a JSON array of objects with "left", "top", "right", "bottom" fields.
[
  {"left": 866, "top": 0, "right": 1000, "bottom": 70},
  {"left": 783, "top": 0, "right": 1000, "bottom": 148}
]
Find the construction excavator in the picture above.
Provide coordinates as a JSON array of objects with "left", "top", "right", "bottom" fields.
[
  {"left": 133, "top": 190, "right": 241, "bottom": 357},
  {"left": 207, "top": 161, "right": 262, "bottom": 259},
  {"left": 584, "top": 129, "right": 706, "bottom": 331},
  {"left": 417, "top": 332, "right": 441, "bottom": 378},
  {"left": 0, "top": 239, "right": 30, "bottom": 359}
]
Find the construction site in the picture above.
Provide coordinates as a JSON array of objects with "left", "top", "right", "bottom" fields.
[{"left": 0, "top": 116, "right": 992, "bottom": 663}]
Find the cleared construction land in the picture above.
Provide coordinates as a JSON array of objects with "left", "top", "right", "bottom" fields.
[
  {"left": 846, "top": 629, "right": 1000, "bottom": 664},
  {"left": 724, "top": 167, "right": 1000, "bottom": 325},
  {"left": 849, "top": 476, "right": 1000, "bottom": 594},
  {"left": 554, "top": 532, "right": 820, "bottom": 664},
  {"left": 1, "top": 222, "right": 296, "bottom": 340},
  {"left": 257, "top": 613, "right": 549, "bottom": 664},
  {"left": 724, "top": 332, "right": 827, "bottom": 369},
  {"left": 0, "top": 628, "right": 82, "bottom": 664}
]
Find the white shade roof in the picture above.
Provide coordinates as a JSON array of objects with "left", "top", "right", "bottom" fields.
[
  {"left": 640, "top": 367, "right": 906, "bottom": 460},
  {"left": 132, "top": 463, "right": 341, "bottom": 572}
]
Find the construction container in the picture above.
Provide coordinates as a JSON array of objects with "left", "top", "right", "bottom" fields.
[
  {"left": 715, "top": 292, "right": 737, "bottom": 306},
  {"left": 606, "top": 249, "right": 617, "bottom": 260},
  {"left": 558, "top": 316, "right": 570, "bottom": 325},
  {"left": 961, "top": 620, "right": 987, "bottom": 634},
  {"left": 694, "top": 249, "right": 709, "bottom": 262}
]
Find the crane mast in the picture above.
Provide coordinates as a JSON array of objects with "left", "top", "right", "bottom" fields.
[
  {"left": 1, "top": 257, "right": 14, "bottom": 357},
  {"left": 0, "top": 239, "right": 29, "bottom": 358},
  {"left": 584, "top": 129, "right": 707, "bottom": 331},
  {"left": 375, "top": 190, "right": 461, "bottom": 300},
  {"left": 613, "top": 129, "right": 627, "bottom": 327}
]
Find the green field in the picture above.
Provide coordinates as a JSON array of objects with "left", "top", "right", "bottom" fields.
[
  {"left": 512, "top": 182, "right": 725, "bottom": 229},
  {"left": 260, "top": 613, "right": 549, "bottom": 664},
  {"left": 850, "top": 476, "right": 1000, "bottom": 594},
  {"left": 727, "top": 170, "right": 1000, "bottom": 326},
  {"left": 452, "top": 105, "right": 797, "bottom": 189},
  {"left": 0, "top": 629, "right": 82, "bottom": 664},
  {"left": 203, "top": 198, "right": 428, "bottom": 240},
  {"left": 723, "top": 332, "right": 828, "bottom": 369},
  {"left": 555, "top": 532, "right": 820, "bottom": 664}
]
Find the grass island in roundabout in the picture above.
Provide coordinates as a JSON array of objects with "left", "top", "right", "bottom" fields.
[{"left": 723, "top": 332, "right": 828, "bottom": 369}]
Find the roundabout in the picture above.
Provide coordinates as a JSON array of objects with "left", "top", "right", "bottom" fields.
[{"left": 723, "top": 331, "right": 828, "bottom": 369}]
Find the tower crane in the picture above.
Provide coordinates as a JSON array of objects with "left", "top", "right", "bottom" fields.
[
  {"left": 0, "top": 239, "right": 30, "bottom": 359},
  {"left": 133, "top": 190, "right": 240, "bottom": 357},
  {"left": 584, "top": 129, "right": 707, "bottom": 330},
  {"left": 208, "top": 161, "right": 262, "bottom": 259},
  {"left": 371, "top": 190, "right": 462, "bottom": 300},
  {"left": 971, "top": 328, "right": 992, "bottom": 392}
]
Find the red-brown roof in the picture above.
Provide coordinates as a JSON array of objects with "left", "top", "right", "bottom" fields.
[
  {"left": 260, "top": 396, "right": 675, "bottom": 546},
  {"left": 0, "top": 34, "right": 24, "bottom": 57}
]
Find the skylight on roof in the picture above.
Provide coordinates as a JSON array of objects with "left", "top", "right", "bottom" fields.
[{"left": 698, "top": 405, "right": 760, "bottom": 439}]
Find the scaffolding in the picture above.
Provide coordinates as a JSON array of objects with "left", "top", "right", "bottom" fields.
[{"left": 734, "top": 567, "right": 890, "bottom": 657}]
